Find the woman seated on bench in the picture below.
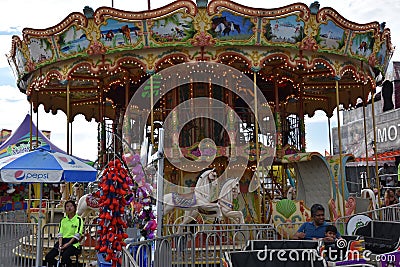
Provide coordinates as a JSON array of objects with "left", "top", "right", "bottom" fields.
[{"left": 44, "top": 200, "right": 83, "bottom": 267}]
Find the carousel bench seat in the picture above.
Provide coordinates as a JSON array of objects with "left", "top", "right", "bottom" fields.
[{"left": 354, "top": 221, "right": 400, "bottom": 254}]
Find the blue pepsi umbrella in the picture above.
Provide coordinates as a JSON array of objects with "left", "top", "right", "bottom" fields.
[
  {"left": 0, "top": 145, "right": 97, "bottom": 183},
  {"left": 0, "top": 145, "right": 97, "bottom": 267}
]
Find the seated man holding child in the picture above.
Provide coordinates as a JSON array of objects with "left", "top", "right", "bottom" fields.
[{"left": 293, "top": 203, "right": 340, "bottom": 241}]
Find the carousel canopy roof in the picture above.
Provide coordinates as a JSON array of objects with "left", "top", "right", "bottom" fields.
[{"left": 7, "top": 0, "right": 394, "bottom": 122}]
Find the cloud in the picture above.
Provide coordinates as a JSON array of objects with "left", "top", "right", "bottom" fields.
[
  {"left": 0, "top": 85, "right": 29, "bottom": 128},
  {"left": 0, "top": 67, "right": 16, "bottom": 86},
  {"left": 0, "top": 29, "right": 21, "bottom": 35},
  {"left": 305, "top": 122, "right": 330, "bottom": 154}
]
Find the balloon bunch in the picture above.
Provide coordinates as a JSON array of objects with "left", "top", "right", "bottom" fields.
[
  {"left": 96, "top": 159, "right": 129, "bottom": 266},
  {"left": 123, "top": 153, "right": 157, "bottom": 240}
]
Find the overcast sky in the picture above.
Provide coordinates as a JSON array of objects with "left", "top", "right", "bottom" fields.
[{"left": 0, "top": 0, "right": 398, "bottom": 160}]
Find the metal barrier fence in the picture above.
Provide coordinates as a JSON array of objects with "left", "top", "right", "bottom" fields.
[
  {"left": 127, "top": 232, "right": 194, "bottom": 267},
  {"left": 128, "top": 224, "right": 277, "bottom": 267},
  {"left": 1, "top": 221, "right": 278, "bottom": 267},
  {"left": 0, "top": 210, "right": 27, "bottom": 223},
  {"left": 335, "top": 203, "right": 400, "bottom": 235},
  {"left": 0, "top": 222, "right": 38, "bottom": 267},
  {"left": 275, "top": 222, "right": 304, "bottom": 240},
  {"left": 0, "top": 222, "right": 99, "bottom": 267},
  {"left": 122, "top": 246, "right": 139, "bottom": 267}
]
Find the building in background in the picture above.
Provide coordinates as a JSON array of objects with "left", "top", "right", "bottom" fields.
[{"left": 332, "top": 62, "right": 400, "bottom": 192}]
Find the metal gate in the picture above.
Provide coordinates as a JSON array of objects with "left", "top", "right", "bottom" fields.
[
  {"left": 0, "top": 222, "right": 38, "bottom": 267},
  {"left": 0, "top": 219, "right": 99, "bottom": 267}
]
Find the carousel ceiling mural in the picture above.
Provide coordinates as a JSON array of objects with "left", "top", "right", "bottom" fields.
[{"left": 7, "top": 0, "right": 394, "bottom": 122}]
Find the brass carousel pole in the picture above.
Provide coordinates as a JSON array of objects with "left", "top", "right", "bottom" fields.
[
  {"left": 34, "top": 92, "right": 42, "bottom": 205},
  {"left": 150, "top": 74, "right": 154, "bottom": 145},
  {"left": 362, "top": 86, "right": 370, "bottom": 188},
  {"left": 70, "top": 122, "right": 73, "bottom": 155},
  {"left": 335, "top": 78, "right": 346, "bottom": 217},
  {"left": 298, "top": 84, "right": 305, "bottom": 151},
  {"left": 28, "top": 100, "right": 33, "bottom": 223},
  {"left": 99, "top": 85, "right": 106, "bottom": 168},
  {"left": 35, "top": 84, "right": 43, "bottom": 267},
  {"left": 371, "top": 85, "right": 381, "bottom": 207},
  {"left": 123, "top": 81, "right": 129, "bottom": 155},
  {"left": 125, "top": 81, "right": 129, "bottom": 108},
  {"left": 149, "top": 0, "right": 153, "bottom": 145},
  {"left": 35, "top": 98, "right": 41, "bottom": 204},
  {"left": 274, "top": 80, "right": 282, "bottom": 153},
  {"left": 273, "top": 79, "right": 281, "bottom": 201},
  {"left": 65, "top": 81, "right": 70, "bottom": 199},
  {"left": 67, "top": 81, "right": 70, "bottom": 155},
  {"left": 253, "top": 72, "right": 261, "bottom": 223},
  {"left": 35, "top": 101, "right": 39, "bottom": 147},
  {"left": 29, "top": 103, "right": 33, "bottom": 148},
  {"left": 328, "top": 118, "right": 332, "bottom": 155}
]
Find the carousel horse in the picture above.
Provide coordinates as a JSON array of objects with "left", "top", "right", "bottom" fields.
[
  {"left": 163, "top": 168, "right": 223, "bottom": 224},
  {"left": 182, "top": 178, "right": 244, "bottom": 224},
  {"left": 77, "top": 191, "right": 100, "bottom": 222},
  {"left": 215, "top": 177, "right": 244, "bottom": 224},
  {"left": 77, "top": 186, "right": 134, "bottom": 222},
  {"left": 181, "top": 177, "right": 244, "bottom": 225}
]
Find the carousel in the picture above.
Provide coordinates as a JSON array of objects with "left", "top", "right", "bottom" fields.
[{"left": 6, "top": 0, "right": 394, "bottom": 266}]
